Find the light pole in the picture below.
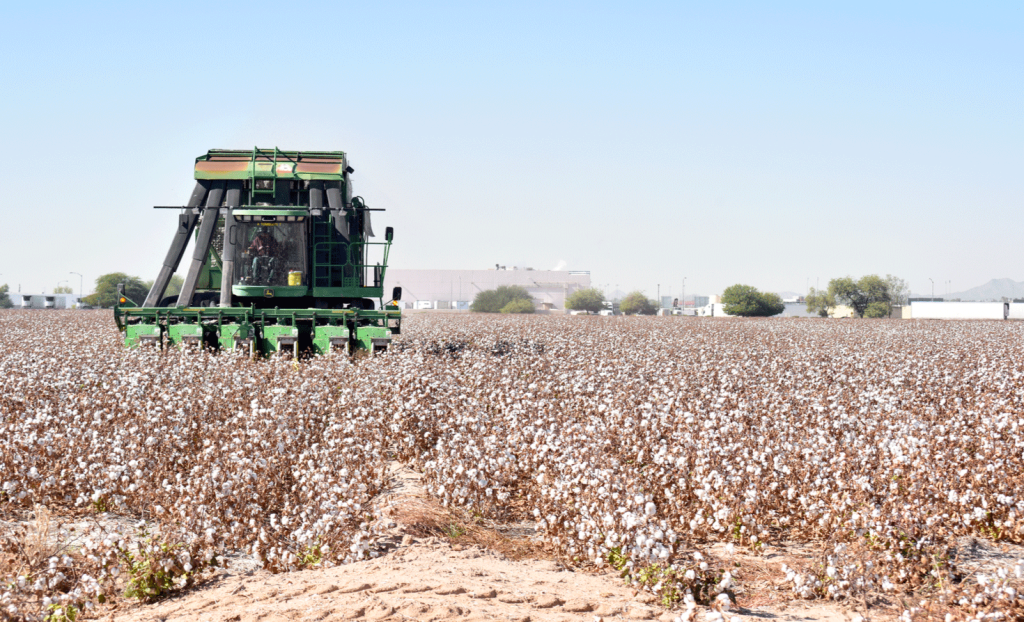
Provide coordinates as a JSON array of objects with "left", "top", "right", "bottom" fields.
[
  {"left": 929, "top": 278, "right": 934, "bottom": 299},
  {"left": 70, "top": 272, "right": 83, "bottom": 304}
]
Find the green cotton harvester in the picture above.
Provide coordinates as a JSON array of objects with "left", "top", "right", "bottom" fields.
[{"left": 115, "top": 148, "right": 402, "bottom": 357}]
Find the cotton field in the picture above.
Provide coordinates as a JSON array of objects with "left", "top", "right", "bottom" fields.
[{"left": 2, "top": 311, "right": 1024, "bottom": 621}]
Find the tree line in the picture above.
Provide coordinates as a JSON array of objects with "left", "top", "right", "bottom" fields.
[
  {"left": 3, "top": 273, "right": 187, "bottom": 308},
  {"left": 805, "top": 274, "right": 908, "bottom": 318}
]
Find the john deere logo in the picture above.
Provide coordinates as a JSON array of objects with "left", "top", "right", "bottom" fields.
[{"left": 264, "top": 289, "right": 274, "bottom": 298}]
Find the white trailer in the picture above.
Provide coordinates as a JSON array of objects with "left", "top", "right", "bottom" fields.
[{"left": 911, "top": 301, "right": 1009, "bottom": 320}]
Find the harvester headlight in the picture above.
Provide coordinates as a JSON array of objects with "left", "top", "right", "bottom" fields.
[{"left": 119, "top": 297, "right": 127, "bottom": 304}]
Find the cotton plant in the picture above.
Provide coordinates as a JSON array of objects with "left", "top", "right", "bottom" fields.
[{"left": 4, "top": 311, "right": 1024, "bottom": 619}]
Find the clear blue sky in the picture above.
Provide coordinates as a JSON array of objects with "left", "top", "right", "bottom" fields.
[{"left": 1, "top": 1, "right": 1020, "bottom": 299}]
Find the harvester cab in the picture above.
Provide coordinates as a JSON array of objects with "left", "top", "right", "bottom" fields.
[{"left": 114, "top": 148, "right": 401, "bottom": 356}]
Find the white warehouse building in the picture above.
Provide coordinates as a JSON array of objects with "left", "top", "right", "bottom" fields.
[{"left": 384, "top": 269, "right": 592, "bottom": 311}]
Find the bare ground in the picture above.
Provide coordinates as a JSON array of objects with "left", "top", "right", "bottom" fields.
[
  {"left": 15, "top": 464, "right": 1021, "bottom": 621},
  {"left": 97, "top": 465, "right": 862, "bottom": 622}
]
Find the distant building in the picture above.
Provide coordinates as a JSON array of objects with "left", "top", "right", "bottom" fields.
[
  {"left": 384, "top": 268, "right": 591, "bottom": 311},
  {"left": 909, "top": 301, "right": 1019, "bottom": 320},
  {"left": 9, "top": 294, "right": 82, "bottom": 309}
]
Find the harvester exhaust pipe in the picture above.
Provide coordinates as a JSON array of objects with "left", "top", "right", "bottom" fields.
[
  {"left": 143, "top": 181, "right": 209, "bottom": 307},
  {"left": 219, "top": 181, "right": 243, "bottom": 308},
  {"left": 177, "top": 181, "right": 225, "bottom": 307}
]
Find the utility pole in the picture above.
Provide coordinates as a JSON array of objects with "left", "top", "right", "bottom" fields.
[
  {"left": 657, "top": 284, "right": 660, "bottom": 308},
  {"left": 70, "top": 272, "right": 83, "bottom": 304},
  {"left": 929, "top": 278, "right": 934, "bottom": 299}
]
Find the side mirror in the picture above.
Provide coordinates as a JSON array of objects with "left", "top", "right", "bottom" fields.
[
  {"left": 392, "top": 286, "right": 402, "bottom": 302},
  {"left": 385, "top": 226, "right": 394, "bottom": 242}
]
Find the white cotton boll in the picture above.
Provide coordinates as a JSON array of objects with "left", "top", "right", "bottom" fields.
[
  {"left": 715, "top": 593, "right": 732, "bottom": 611},
  {"left": 145, "top": 436, "right": 157, "bottom": 446},
  {"left": 685, "top": 569, "right": 696, "bottom": 580},
  {"left": 725, "top": 543, "right": 735, "bottom": 555},
  {"left": 644, "top": 502, "right": 657, "bottom": 517}
]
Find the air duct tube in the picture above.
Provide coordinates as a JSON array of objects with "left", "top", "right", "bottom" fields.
[
  {"left": 219, "top": 181, "right": 243, "bottom": 308},
  {"left": 176, "top": 181, "right": 224, "bottom": 307},
  {"left": 143, "top": 181, "right": 209, "bottom": 307}
]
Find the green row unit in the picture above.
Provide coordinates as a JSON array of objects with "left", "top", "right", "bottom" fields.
[{"left": 116, "top": 305, "right": 399, "bottom": 357}]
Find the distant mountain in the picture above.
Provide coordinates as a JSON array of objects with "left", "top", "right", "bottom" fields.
[{"left": 937, "top": 279, "right": 1024, "bottom": 301}]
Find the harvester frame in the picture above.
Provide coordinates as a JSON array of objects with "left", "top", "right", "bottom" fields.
[{"left": 115, "top": 147, "right": 402, "bottom": 356}]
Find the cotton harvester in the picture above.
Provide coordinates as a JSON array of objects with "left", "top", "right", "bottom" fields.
[{"left": 114, "top": 148, "right": 402, "bottom": 356}]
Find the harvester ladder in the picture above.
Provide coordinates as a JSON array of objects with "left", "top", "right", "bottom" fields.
[{"left": 251, "top": 146, "right": 279, "bottom": 201}]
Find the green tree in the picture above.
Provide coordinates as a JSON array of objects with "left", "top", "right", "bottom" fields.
[
  {"left": 166, "top": 274, "right": 185, "bottom": 297},
  {"left": 471, "top": 285, "right": 533, "bottom": 313},
  {"left": 88, "top": 273, "right": 149, "bottom": 308},
  {"left": 805, "top": 286, "right": 836, "bottom": 317},
  {"left": 829, "top": 274, "right": 892, "bottom": 318},
  {"left": 619, "top": 291, "right": 657, "bottom": 315},
  {"left": 566, "top": 288, "right": 606, "bottom": 314},
  {"left": 53, "top": 285, "right": 73, "bottom": 294},
  {"left": 0, "top": 284, "right": 12, "bottom": 309},
  {"left": 885, "top": 274, "right": 909, "bottom": 307},
  {"left": 500, "top": 298, "right": 536, "bottom": 314},
  {"left": 721, "top": 284, "right": 784, "bottom": 317},
  {"left": 863, "top": 301, "right": 891, "bottom": 318}
]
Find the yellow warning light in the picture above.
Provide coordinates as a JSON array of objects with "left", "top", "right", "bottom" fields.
[{"left": 119, "top": 297, "right": 127, "bottom": 304}]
